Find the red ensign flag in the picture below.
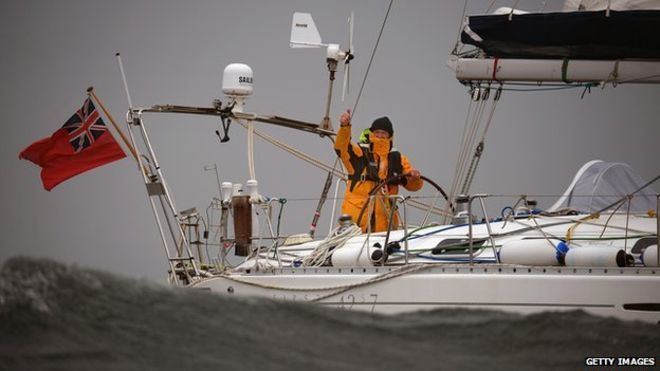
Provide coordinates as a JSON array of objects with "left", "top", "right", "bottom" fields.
[{"left": 19, "top": 98, "right": 126, "bottom": 191}]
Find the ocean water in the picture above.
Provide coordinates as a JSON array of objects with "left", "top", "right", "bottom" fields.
[{"left": 0, "top": 257, "right": 658, "bottom": 371}]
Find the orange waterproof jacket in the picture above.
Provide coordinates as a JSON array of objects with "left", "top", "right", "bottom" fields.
[{"left": 334, "top": 124, "right": 423, "bottom": 232}]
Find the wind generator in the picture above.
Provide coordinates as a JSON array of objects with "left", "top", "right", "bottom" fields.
[{"left": 290, "top": 12, "right": 355, "bottom": 131}]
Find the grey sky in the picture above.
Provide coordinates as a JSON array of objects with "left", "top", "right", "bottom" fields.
[{"left": 2, "top": 0, "right": 659, "bottom": 281}]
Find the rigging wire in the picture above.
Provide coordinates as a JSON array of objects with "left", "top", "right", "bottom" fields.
[
  {"left": 236, "top": 121, "right": 449, "bottom": 217},
  {"left": 451, "top": 0, "right": 470, "bottom": 55},
  {"left": 485, "top": 0, "right": 498, "bottom": 13},
  {"left": 461, "top": 86, "right": 501, "bottom": 194},
  {"left": 446, "top": 93, "right": 475, "bottom": 213},
  {"left": 617, "top": 73, "right": 660, "bottom": 84},
  {"left": 461, "top": 91, "right": 488, "bottom": 184},
  {"left": 444, "top": 83, "right": 502, "bottom": 222},
  {"left": 447, "top": 88, "right": 485, "bottom": 211},
  {"left": 351, "top": 0, "right": 394, "bottom": 118}
]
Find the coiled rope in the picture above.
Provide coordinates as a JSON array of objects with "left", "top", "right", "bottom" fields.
[{"left": 301, "top": 224, "right": 363, "bottom": 267}]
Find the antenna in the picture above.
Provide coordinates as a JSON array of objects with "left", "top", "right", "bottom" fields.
[
  {"left": 289, "top": 12, "right": 356, "bottom": 131},
  {"left": 116, "top": 52, "right": 134, "bottom": 110},
  {"left": 204, "top": 163, "right": 222, "bottom": 199},
  {"left": 341, "top": 11, "right": 355, "bottom": 102},
  {"left": 222, "top": 63, "right": 253, "bottom": 113}
]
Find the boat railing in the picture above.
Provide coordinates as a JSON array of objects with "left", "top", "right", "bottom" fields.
[
  {"left": 364, "top": 194, "right": 411, "bottom": 265},
  {"left": 655, "top": 193, "right": 660, "bottom": 267},
  {"left": 467, "top": 194, "right": 499, "bottom": 264},
  {"left": 176, "top": 189, "right": 659, "bottom": 276},
  {"left": 363, "top": 190, "right": 660, "bottom": 268}
]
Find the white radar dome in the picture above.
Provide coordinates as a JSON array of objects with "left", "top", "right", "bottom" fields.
[{"left": 222, "top": 63, "right": 253, "bottom": 96}]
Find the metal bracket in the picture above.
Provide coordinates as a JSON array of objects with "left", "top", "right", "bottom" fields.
[{"left": 146, "top": 182, "right": 166, "bottom": 196}]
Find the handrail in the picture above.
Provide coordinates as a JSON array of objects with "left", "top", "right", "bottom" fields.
[
  {"left": 467, "top": 194, "right": 499, "bottom": 265},
  {"left": 384, "top": 195, "right": 410, "bottom": 265}
]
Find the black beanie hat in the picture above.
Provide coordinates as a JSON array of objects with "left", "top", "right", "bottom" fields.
[{"left": 370, "top": 116, "right": 394, "bottom": 137}]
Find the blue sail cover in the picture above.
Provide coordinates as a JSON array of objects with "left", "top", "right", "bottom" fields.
[{"left": 461, "top": 10, "right": 660, "bottom": 59}]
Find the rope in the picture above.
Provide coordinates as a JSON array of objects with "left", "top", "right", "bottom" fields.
[
  {"left": 602, "top": 59, "right": 620, "bottom": 89},
  {"left": 538, "top": 213, "right": 652, "bottom": 237},
  {"left": 512, "top": 217, "right": 564, "bottom": 250},
  {"left": 301, "top": 224, "right": 362, "bottom": 267},
  {"left": 445, "top": 92, "right": 476, "bottom": 221},
  {"left": 450, "top": 0, "right": 470, "bottom": 55},
  {"left": 450, "top": 96, "right": 477, "bottom": 199},
  {"left": 216, "top": 262, "right": 437, "bottom": 299},
  {"left": 566, "top": 213, "right": 600, "bottom": 243},
  {"left": 311, "top": 263, "right": 432, "bottom": 301},
  {"left": 446, "top": 85, "right": 491, "bottom": 220},
  {"left": 485, "top": 0, "right": 498, "bottom": 13},
  {"left": 351, "top": 0, "right": 394, "bottom": 118},
  {"left": 460, "top": 86, "right": 501, "bottom": 194},
  {"left": 617, "top": 73, "right": 660, "bottom": 84},
  {"left": 445, "top": 83, "right": 503, "bottom": 223},
  {"left": 460, "top": 95, "right": 485, "bottom": 181},
  {"left": 598, "top": 199, "right": 626, "bottom": 239},
  {"left": 238, "top": 121, "right": 346, "bottom": 179},
  {"left": 458, "top": 100, "right": 483, "bottom": 191}
]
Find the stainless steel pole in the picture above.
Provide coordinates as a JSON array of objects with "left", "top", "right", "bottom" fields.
[
  {"left": 478, "top": 196, "right": 499, "bottom": 263},
  {"left": 468, "top": 196, "right": 474, "bottom": 265}
]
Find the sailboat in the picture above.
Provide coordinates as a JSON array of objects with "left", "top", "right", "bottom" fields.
[{"left": 118, "top": 1, "right": 660, "bottom": 323}]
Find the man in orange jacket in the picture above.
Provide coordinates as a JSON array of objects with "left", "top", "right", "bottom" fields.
[{"left": 335, "top": 109, "right": 423, "bottom": 232}]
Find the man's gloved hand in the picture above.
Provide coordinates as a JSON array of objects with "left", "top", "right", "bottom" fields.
[
  {"left": 406, "top": 169, "right": 421, "bottom": 181},
  {"left": 339, "top": 109, "right": 352, "bottom": 126}
]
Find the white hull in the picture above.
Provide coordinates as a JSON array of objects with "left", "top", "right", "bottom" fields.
[
  {"left": 191, "top": 264, "right": 660, "bottom": 323},
  {"left": 188, "top": 212, "right": 660, "bottom": 323}
]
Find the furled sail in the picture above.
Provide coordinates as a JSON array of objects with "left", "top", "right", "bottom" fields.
[
  {"left": 461, "top": 6, "right": 660, "bottom": 59},
  {"left": 562, "top": 0, "right": 660, "bottom": 11}
]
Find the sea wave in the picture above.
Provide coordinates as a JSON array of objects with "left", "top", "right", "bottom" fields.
[{"left": 0, "top": 256, "right": 657, "bottom": 371}]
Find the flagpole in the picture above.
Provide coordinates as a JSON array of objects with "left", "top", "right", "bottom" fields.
[{"left": 86, "top": 86, "right": 139, "bottom": 162}]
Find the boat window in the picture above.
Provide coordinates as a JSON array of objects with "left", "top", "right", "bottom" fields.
[{"left": 432, "top": 239, "right": 485, "bottom": 255}]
